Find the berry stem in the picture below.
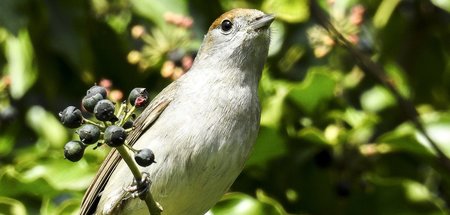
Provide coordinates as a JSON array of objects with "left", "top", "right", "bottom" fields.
[
  {"left": 124, "top": 128, "right": 134, "bottom": 133},
  {"left": 116, "top": 101, "right": 127, "bottom": 122},
  {"left": 124, "top": 142, "right": 138, "bottom": 153},
  {"left": 115, "top": 143, "right": 161, "bottom": 214},
  {"left": 119, "top": 105, "right": 136, "bottom": 126},
  {"left": 83, "top": 117, "right": 105, "bottom": 129}
]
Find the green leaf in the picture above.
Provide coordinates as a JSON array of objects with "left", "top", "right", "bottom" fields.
[
  {"left": 262, "top": 0, "right": 309, "bottom": 23},
  {"left": 0, "top": 196, "right": 27, "bottom": 215},
  {"left": 288, "top": 68, "right": 337, "bottom": 115},
  {"left": 22, "top": 159, "right": 94, "bottom": 191},
  {"left": 417, "top": 121, "right": 450, "bottom": 158},
  {"left": 298, "top": 127, "right": 329, "bottom": 145},
  {"left": 373, "top": 0, "right": 401, "bottom": 29},
  {"left": 260, "top": 74, "right": 291, "bottom": 128},
  {"left": 246, "top": 126, "right": 286, "bottom": 168},
  {"left": 211, "top": 192, "right": 283, "bottom": 215},
  {"left": 0, "top": 128, "right": 16, "bottom": 156},
  {"left": 385, "top": 62, "right": 411, "bottom": 98},
  {"left": 343, "top": 108, "right": 377, "bottom": 128},
  {"left": 268, "top": 20, "right": 285, "bottom": 57},
  {"left": 360, "top": 85, "right": 396, "bottom": 112},
  {"left": 4, "top": 29, "right": 37, "bottom": 99},
  {"left": 431, "top": 0, "right": 450, "bottom": 13},
  {"left": 0, "top": 166, "right": 57, "bottom": 197},
  {"left": 255, "top": 189, "right": 286, "bottom": 214},
  {"left": 25, "top": 106, "right": 68, "bottom": 148},
  {"left": 130, "top": 0, "right": 188, "bottom": 28},
  {"left": 376, "top": 123, "right": 435, "bottom": 157}
]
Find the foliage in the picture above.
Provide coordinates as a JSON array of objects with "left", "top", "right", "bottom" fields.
[{"left": 1, "top": 0, "right": 450, "bottom": 214}]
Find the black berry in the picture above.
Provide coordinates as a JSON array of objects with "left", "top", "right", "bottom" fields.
[
  {"left": 82, "top": 93, "right": 103, "bottom": 113},
  {"left": 128, "top": 88, "right": 149, "bottom": 107},
  {"left": 94, "top": 99, "right": 117, "bottom": 122},
  {"left": 123, "top": 119, "right": 134, "bottom": 129},
  {"left": 77, "top": 124, "right": 101, "bottom": 144},
  {"left": 104, "top": 125, "right": 127, "bottom": 147},
  {"left": 59, "top": 106, "right": 83, "bottom": 128},
  {"left": 87, "top": 85, "right": 107, "bottom": 98},
  {"left": 64, "top": 140, "right": 85, "bottom": 162},
  {"left": 134, "top": 148, "right": 155, "bottom": 167}
]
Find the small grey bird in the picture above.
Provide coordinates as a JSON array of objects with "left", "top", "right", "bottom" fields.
[{"left": 80, "top": 8, "right": 274, "bottom": 215}]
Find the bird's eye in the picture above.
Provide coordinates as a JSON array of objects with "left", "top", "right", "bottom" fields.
[{"left": 221, "top": 20, "right": 233, "bottom": 32}]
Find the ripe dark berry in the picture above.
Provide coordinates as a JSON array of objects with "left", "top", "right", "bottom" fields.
[
  {"left": 104, "top": 125, "right": 127, "bottom": 147},
  {"left": 59, "top": 106, "right": 83, "bottom": 128},
  {"left": 134, "top": 148, "right": 155, "bottom": 167},
  {"left": 87, "top": 85, "right": 107, "bottom": 98},
  {"left": 77, "top": 124, "right": 101, "bottom": 144},
  {"left": 82, "top": 93, "right": 103, "bottom": 113},
  {"left": 94, "top": 99, "right": 117, "bottom": 122},
  {"left": 128, "top": 88, "right": 149, "bottom": 107},
  {"left": 64, "top": 141, "right": 85, "bottom": 162},
  {"left": 314, "top": 148, "right": 333, "bottom": 168},
  {"left": 123, "top": 119, "right": 134, "bottom": 129}
]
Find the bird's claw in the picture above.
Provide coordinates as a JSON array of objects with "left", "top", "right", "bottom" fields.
[{"left": 123, "top": 172, "right": 151, "bottom": 200}]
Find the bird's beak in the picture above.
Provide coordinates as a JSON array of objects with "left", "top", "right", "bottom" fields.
[{"left": 252, "top": 14, "right": 275, "bottom": 31}]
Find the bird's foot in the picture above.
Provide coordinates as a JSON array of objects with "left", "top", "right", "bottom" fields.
[{"left": 123, "top": 172, "right": 151, "bottom": 200}]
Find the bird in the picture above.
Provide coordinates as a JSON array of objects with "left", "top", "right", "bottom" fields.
[{"left": 80, "top": 8, "right": 274, "bottom": 215}]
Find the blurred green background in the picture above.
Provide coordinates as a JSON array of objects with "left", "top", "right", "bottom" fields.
[{"left": 1, "top": 0, "right": 450, "bottom": 214}]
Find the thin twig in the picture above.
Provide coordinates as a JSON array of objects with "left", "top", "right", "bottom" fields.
[{"left": 308, "top": 0, "right": 450, "bottom": 170}]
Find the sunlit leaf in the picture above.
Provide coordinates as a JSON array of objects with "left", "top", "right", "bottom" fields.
[
  {"left": 360, "top": 85, "right": 396, "bottom": 112},
  {"left": 298, "top": 127, "right": 329, "bottom": 145},
  {"left": 260, "top": 74, "right": 291, "bottom": 128},
  {"left": 385, "top": 63, "right": 411, "bottom": 98},
  {"left": 22, "top": 159, "right": 94, "bottom": 191},
  {"left": 130, "top": 0, "right": 188, "bottom": 28},
  {"left": 25, "top": 106, "right": 68, "bottom": 148},
  {"left": 211, "top": 192, "right": 282, "bottom": 215},
  {"left": 262, "top": 0, "right": 309, "bottom": 23},
  {"left": 0, "top": 196, "right": 26, "bottom": 215},
  {"left": 417, "top": 121, "right": 450, "bottom": 158},
  {"left": 268, "top": 20, "right": 285, "bottom": 57},
  {"left": 431, "top": 0, "right": 450, "bottom": 13},
  {"left": 288, "top": 68, "right": 337, "bottom": 115},
  {"left": 376, "top": 123, "right": 434, "bottom": 157},
  {"left": 4, "top": 29, "right": 37, "bottom": 99},
  {"left": 373, "top": 0, "right": 401, "bottom": 28},
  {"left": 255, "top": 189, "right": 286, "bottom": 214}
]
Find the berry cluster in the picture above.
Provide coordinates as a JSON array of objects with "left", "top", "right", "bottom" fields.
[{"left": 60, "top": 86, "right": 155, "bottom": 167}]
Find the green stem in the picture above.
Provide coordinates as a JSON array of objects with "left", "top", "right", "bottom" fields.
[
  {"left": 83, "top": 117, "right": 105, "bottom": 129},
  {"left": 115, "top": 145, "right": 142, "bottom": 181},
  {"left": 119, "top": 105, "right": 136, "bottom": 126},
  {"left": 115, "top": 144, "right": 162, "bottom": 214}
]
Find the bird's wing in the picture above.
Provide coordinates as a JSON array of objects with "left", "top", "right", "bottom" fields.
[{"left": 80, "top": 82, "right": 177, "bottom": 215}]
